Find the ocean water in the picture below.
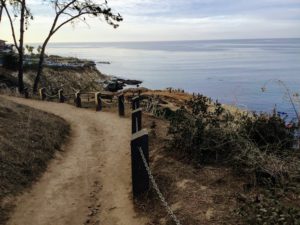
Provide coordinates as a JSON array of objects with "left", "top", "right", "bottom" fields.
[{"left": 45, "top": 38, "right": 300, "bottom": 121}]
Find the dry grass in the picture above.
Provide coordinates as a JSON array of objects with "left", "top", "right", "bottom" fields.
[
  {"left": 134, "top": 114, "right": 247, "bottom": 225},
  {"left": 143, "top": 90, "right": 192, "bottom": 102},
  {"left": 133, "top": 105, "right": 299, "bottom": 224},
  {"left": 0, "top": 66, "right": 107, "bottom": 95},
  {"left": 0, "top": 97, "right": 70, "bottom": 225}
]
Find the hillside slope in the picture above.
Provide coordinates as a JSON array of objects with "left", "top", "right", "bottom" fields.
[{"left": 0, "top": 97, "right": 70, "bottom": 224}]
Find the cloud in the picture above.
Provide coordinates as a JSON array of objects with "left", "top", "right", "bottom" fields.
[
  {"left": 108, "top": 0, "right": 300, "bottom": 20},
  {"left": 1, "top": 0, "right": 299, "bottom": 42}
]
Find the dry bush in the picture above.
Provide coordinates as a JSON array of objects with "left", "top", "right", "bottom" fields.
[
  {"left": 168, "top": 95, "right": 298, "bottom": 184},
  {"left": 166, "top": 95, "right": 300, "bottom": 224}
]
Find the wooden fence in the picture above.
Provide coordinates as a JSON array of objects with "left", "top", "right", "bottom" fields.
[
  {"left": 37, "top": 88, "right": 149, "bottom": 197},
  {"left": 38, "top": 88, "right": 116, "bottom": 112}
]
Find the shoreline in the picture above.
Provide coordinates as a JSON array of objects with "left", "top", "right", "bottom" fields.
[{"left": 0, "top": 51, "right": 298, "bottom": 122}]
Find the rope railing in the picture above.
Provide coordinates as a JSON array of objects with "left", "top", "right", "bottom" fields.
[
  {"left": 44, "top": 92, "right": 59, "bottom": 98},
  {"left": 36, "top": 87, "right": 119, "bottom": 113}
]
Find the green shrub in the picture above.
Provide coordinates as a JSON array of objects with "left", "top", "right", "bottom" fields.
[
  {"left": 242, "top": 113, "right": 295, "bottom": 153},
  {"left": 23, "top": 63, "right": 38, "bottom": 71},
  {"left": 2, "top": 53, "right": 18, "bottom": 70},
  {"left": 237, "top": 189, "right": 300, "bottom": 225},
  {"left": 167, "top": 95, "right": 298, "bottom": 183},
  {"left": 168, "top": 95, "right": 237, "bottom": 163},
  {"left": 167, "top": 95, "right": 300, "bottom": 224}
]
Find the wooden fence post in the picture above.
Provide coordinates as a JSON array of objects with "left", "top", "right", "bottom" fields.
[
  {"left": 95, "top": 92, "right": 102, "bottom": 111},
  {"left": 75, "top": 91, "right": 81, "bottom": 108},
  {"left": 132, "top": 96, "right": 140, "bottom": 110},
  {"left": 58, "top": 89, "right": 64, "bottom": 103},
  {"left": 39, "top": 88, "right": 46, "bottom": 100},
  {"left": 24, "top": 87, "right": 29, "bottom": 99},
  {"left": 118, "top": 94, "right": 125, "bottom": 116},
  {"left": 131, "top": 129, "right": 149, "bottom": 197},
  {"left": 132, "top": 108, "right": 142, "bottom": 134}
]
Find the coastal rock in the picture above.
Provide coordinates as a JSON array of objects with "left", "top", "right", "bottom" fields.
[{"left": 103, "top": 78, "right": 142, "bottom": 92}]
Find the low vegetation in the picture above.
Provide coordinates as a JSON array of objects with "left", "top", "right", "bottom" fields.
[
  {"left": 0, "top": 71, "right": 19, "bottom": 89},
  {"left": 167, "top": 95, "right": 300, "bottom": 224},
  {"left": 0, "top": 97, "right": 70, "bottom": 225},
  {"left": 1, "top": 53, "right": 18, "bottom": 71}
]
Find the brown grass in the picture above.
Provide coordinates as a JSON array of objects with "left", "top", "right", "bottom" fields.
[
  {"left": 134, "top": 114, "right": 247, "bottom": 225},
  {"left": 0, "top": 97, "right": 70, "bottom": 225}
]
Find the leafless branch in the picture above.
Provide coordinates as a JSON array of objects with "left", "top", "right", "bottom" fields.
[{"left": 0, "top": 0, "right": 19, "bottom": 51}]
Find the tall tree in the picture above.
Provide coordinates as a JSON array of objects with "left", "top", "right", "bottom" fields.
[
  {"left": 0, "top": 0, "right": 32, "bottom": 93},
  {"left": 0, "top": 3, "right": 3, "bottom": 22},
  {"left": 33, "top": 0, "right": 122, "bottom": 93}
]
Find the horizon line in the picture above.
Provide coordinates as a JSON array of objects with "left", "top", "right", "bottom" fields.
[{"left": 25, "top": 37, "right": 300, "bottom": 45}]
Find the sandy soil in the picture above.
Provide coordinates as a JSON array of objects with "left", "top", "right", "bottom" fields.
[{"left": 3, "top": 96, "right": 148, "bottom": 225}]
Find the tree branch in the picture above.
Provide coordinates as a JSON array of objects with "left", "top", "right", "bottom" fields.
[
  {"left": 1, "top": 0, "right": 19, "bottom": 51},
  {"left": 0, "top": 3, "right": 3, "bottom": 22},
  {"left": 52, "top": 11, "right": 89, "bottom": 34},
  {"left": 57, "top": 0, "right": 76, "bottom": 16}
]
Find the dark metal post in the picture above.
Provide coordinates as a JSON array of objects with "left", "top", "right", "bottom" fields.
[
  {"left": 131, "top": 129, "right": 149, "bottom": 197},
  {"left": 95, "top": 92, "right": 102, "bottom": 111},
  {"left": 24, "top": 87, "right": 29, "bottom": 98},
  {"left": 39, "top": 88, "right": 46, "bottom": 100},
  {"left": 75, "top": 91, "right": 81, "bottom": 108},
  {"left": 118, "top": 94, "right": 125, "bottom": 116},
  {"left": 58, "top": 89, "right": 64, "bottom": 103},
  {"left": 132, "top": 96, "right": 140, "bottom": 110},
  {"left": 132, "top": 108, "right": 142, "bottom": 134}
]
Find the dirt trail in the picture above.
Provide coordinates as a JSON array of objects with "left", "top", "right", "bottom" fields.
[{"left": 3, "top": 96, "right": 148, "bottom": 225}]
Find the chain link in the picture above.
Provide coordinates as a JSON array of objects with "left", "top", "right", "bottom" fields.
[{"left": 138, "top": 147, "right": 182, "bottom": 225}]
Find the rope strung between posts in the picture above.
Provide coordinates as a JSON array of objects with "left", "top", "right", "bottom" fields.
[
  {"left": 63, "top": 93, "right": 76, "bottom": 98},
  {"left": 138, "top": 147, "right": 182, "bottom": 225},
  {"left": 44, "top": 92, "right": 59, "bottom": 98}
]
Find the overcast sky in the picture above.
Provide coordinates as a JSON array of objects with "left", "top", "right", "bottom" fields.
[{"left": 1, "top": 0, "right": 300, "bottom": 43}]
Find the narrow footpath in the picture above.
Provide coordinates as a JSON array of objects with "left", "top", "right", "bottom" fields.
[{"left": 3, "top": 96, "right": 148, "bottom": 225}]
